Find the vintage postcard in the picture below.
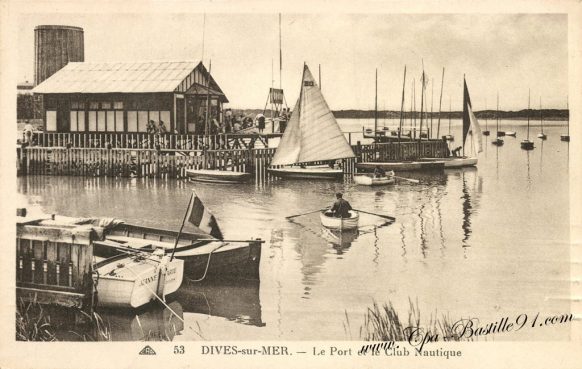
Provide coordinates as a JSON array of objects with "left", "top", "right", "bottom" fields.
[{"left": 0, "top": 0, "right": 581, "bottom": 368}]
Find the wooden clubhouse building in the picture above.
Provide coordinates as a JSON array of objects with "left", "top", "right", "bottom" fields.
[{"left": 32, "top": 61, "right": 228, "bottom": 134}]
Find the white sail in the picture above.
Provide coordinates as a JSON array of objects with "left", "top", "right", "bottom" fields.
[
  {"left": 467, "top": 103, "right": 483, "bottom": 153},
  {"left": 271, "top": 65, "right": 355, "bottom": 166}
]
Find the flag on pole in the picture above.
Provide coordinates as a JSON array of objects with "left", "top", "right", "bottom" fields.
[
  {"left": 186, "top": 192, "right": 223, "bottom": 239},
  {"left": 463, "top": 78, "right": 483, "bottom": 154}
]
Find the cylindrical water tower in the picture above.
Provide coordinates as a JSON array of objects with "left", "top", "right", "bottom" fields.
[{"left": 34, "top": 25, "right": 84, "bottom": 86}]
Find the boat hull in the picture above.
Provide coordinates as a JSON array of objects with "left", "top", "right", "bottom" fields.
[
  {"left": 560, "top": 135, "right": 570, "bottom": 142},
  {"left": 419, "top": 156, "right": 477, "bottom": 168},
  {"left": 186, "top": 169, "right": 251, "bottom": 184},
  {"left": 95, "top": 255, "right": 184, "bottom": 309},
  {"left": 520, "top": 140, "right": 534, "bottom": 150},
  {"left": 353, "top": 174, "right": 395, "bottom": 186},
  {"left": 537, "top": 133, "right": 547, "bottom": 140},
  {"left": 482, "top": 130, "right": 490, "bottom": 136},
  {"left": 356, "top": 161, "right": 445, "bottom": 172},
  {"left": 101, "top": 223, "right": 262, "bottom": 281},
  {"left": 492, "top": 138, "right": 504, "bottom": 146},
  {"left": 268, "top": 167, "right": 343, "bottom": 179},
  {"left": 320, "top": 210, "right": 359, "bottom": 231},
  {"left": 497, "top": 131, "right": 506, "bottom": 137},
  {"left": 505, "top": 131, "right": 516, "bottom": 137}
]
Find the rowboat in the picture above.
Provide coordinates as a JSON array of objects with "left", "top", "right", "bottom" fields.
[
  {"left": 356, "top": 161, "right": 445, "bottom": 172},
  {"left": 505, "top": 131, "right": 516, "bottom": 137},
  {"left": 185, "top": 169, "right": 251, "bottom": 184},
  {"left": 320, "top": 210, "right": 359, "bottom": 231},
  {"left": 100, "top": 222, "right": 262, "bottom": 281},
  {"left": 268, "top": 165, "right": 343, "bottom": 179},
  {"left": 268, "top": 64, "right": 355, "bottom": 179},
  {"left": 94, "top": 250, "right": 184, "bottom": 309},
  {"left": 353, "top": 172, "right": 395, "bottom": 186}
]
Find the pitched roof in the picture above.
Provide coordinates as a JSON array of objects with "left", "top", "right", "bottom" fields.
[{"left": 33, "top": 61, "right": 201, "bottom": 94}]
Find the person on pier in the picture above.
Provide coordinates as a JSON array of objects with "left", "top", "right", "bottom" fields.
[{"left": 330, "top": 193, "right": 353, "bottom": 218}]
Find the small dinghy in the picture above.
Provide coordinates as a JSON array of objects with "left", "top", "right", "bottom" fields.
[
  {"left": 505, "top": 131, "right": 516, "bottom": 137},
  {"left": 353, "top": 172, "right": 395, "bottom": 186},
  {"left": 320, "top": 210, "right": 359, "bottom": 231},
  {"left": 94, "top": 249, "right": 184, "bottom": 309},
  {"left": 186, "top": 169, "right": 251, "bottom": 184}
]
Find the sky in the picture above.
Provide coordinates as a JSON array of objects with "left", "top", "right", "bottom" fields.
[{"left": 17, "top": 13, "right": 568, "bottom": 111}]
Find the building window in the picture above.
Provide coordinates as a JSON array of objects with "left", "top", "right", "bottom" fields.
[
  {"left": 46, "top": 111, "right": 57, "bottom": 131},
  {"left": 89, "top": 102, "right": 99, "bottom": 110},
  {"left": 101, "top": 102, "right": 112, "bottom": 110},
  {"left": 113, "top": 101, "right": 123, "bottom": 110}
]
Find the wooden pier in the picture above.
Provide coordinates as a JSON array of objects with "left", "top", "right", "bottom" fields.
[
  {"left": 17, "top": 218, "right": 95, "bottom": 309},
  {"left": 18, "top": 133, "right": 448, "bottom": 181}
]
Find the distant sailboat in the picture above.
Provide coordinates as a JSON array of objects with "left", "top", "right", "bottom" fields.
[
  {"left": 482, "top": 100, "right": 490, "bottom": 136},
  {"left": 268, "top": 64, "right": 355, "bottom": 179},
  {"left": 561, "top": 98, "right": 570, "bottom": 141},
  {"left": 537, "top": 97, "right": 547, "bottom": 140},
  {"left": 521, "top": 89, "right": 535, "bottom": 150},
  {"left": 492, "top": 92, "right": 504, "bottom": 146}
]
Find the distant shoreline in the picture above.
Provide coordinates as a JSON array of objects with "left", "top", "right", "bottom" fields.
[{"left": 232, "top": 109, "right": 569, "bottom": 121}]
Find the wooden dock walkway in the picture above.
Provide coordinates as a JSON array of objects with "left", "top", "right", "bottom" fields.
[{"left": 18, "top": 133, "right": 448, "bottom": 181}]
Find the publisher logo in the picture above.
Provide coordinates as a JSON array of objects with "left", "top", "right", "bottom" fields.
[{"left": 139, "top": 345, "right": 156, "bottom": 355}]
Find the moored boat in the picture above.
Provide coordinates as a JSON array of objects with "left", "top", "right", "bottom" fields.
[
  {"left": 356, "top": 161, "right": 445, "bottom": 172},
  {"left": 418, "top": 156, "right": 477, "bottom": 168},
  {"left": 521, "top": 89, "right": 535, "bottom": 151},
  {"left": 505, "top": 131, "right": 516, "bottom": 137},
  {"left": 268, "top": 165, "right": 343, "bottom": 179},
  {"left": 99, "top": 222, "right": 262, "bottom": 281},
  {"left": 353, "top": 172, "right": 395, "bottom": 186},
  {"left": 94, "top": 251, "right": 184, "bottom": 309},
  {"left": 320, "top": 210, "right": 359, "bottom": 231},
  {"left": 186, "top": 169, "right": 251, "bottom": 184}
]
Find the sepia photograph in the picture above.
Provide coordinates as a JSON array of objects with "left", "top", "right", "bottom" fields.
[{"left": 1, "top": 1, "right": 581, "bottom": 368}]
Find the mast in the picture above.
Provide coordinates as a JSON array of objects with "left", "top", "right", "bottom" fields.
[
  {"left": 437, "top": 67, "right": 444, "bottom": 138},
  {"left": 279, "top": 13, "right": 282, "bottom": 90},
  {"left": 485, "top": 99, "right": 488, "bottom": 131},
  {"left": 398, "top": 65, "right": 407, "bottom": 142},
  {"left": 449, "top": 96, "right": 451, "bottom": 135},
  {"left": 319, "top": 64, "right": 321, "bottom": 87},
  {"left": 540, "top": 96, "right": 543, "bottom": 134},
  {"left": 205, "top": 60, "right": 212, "bottom": 136},
  {"left": 418, "top": 69, "right": 425, "bottom": 143},
  {"left": 374, "top": 68, "right": 378, "bottom": 138},
  {"left": 410, "top": 78, "right": 414, "bottom": 137},
  {"left": 430, "top": 78, "right": 434, "bottom": 139},
  {"left": 496, "top": 92, "right": 499, "bottom": 134},
  {"left": 567, "top": 97, "right": 569, "bottom": 135},
  {"left": 413, "top": 79, "right": 416, "bottom": 138},
  {"left": 527, "top": 88, "right": 531, "bottom": 140}
]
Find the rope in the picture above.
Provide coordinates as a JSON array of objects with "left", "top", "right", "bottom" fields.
[
  {"left": 122, "top": 260, "right": 206, "bottom": 340},
  {"left": 186, "top": 243, "right": 227, "bottom": 283}
]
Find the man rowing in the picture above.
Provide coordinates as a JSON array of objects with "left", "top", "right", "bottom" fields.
[
  {"left": 330, "top": 193, "right": 352, "bottom": 218},
  {"left": 373, "top": 165, "right": 386, "bottom": 178}
]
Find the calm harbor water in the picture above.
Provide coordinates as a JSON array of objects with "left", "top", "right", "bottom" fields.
[{"left": 17, "top": 119, "right": 571, "bottom": 341}]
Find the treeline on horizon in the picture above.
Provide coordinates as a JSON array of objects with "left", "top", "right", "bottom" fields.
[{"left": 231, "top": 108, "right": 569, "bottom": 120}]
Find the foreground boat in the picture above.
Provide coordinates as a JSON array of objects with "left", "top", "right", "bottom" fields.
[
  {"left": 320, "top": 210, "right": 359, "bottom": 231},
  {"left": 186, "top": 169, "right": 251, "bottom": 184},
  {"left": 94, "top": 251, "right": 184, "bottom": 309},
  {"left": 99, "top": 223, "right": 262, "bottom": 281},
  {"left": 356, "top": 160, "right": 445, "bottom": 172},
  {"left": 268, "top": 64, "right": 355, "bottom": 179},
  {"left": 353, "top": 172, "right": 395, "bottom": 186}
]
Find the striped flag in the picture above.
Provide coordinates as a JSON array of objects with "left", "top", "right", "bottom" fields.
[{"left": 186, "top": 193, "right": 223, "bottom": 239}]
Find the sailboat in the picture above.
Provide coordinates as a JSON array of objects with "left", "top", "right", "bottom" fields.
[
  {"left": 419, "top": 77, "right": 480, "bottom": 168},
  {"left": 537, "top": 97, "right": 547, "bottom": 140},
  {"left": 268, "top": 64, "right": 355, "bottom": 179},
  {"left": 561, "top": 98, "right": 570, "bottom": 141},
  {"left": 482, "top": 100, "right": 490, "bottom": 136},
  {"left": 521, "top": 89, "right": 535, "bottom": 150},
  {"left": 492, "top": 92, "right": 504, "bottom": 146}
]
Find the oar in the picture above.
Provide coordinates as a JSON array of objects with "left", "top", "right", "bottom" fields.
[
  {"left": 286, "top": 207, "right": 329, "bottom": 219},
  {"left": 353, "top": 208, "right": 396, "bottom": 221},
  {"left": 393, "top": 175, "right": 420, "bottom": 184}
]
